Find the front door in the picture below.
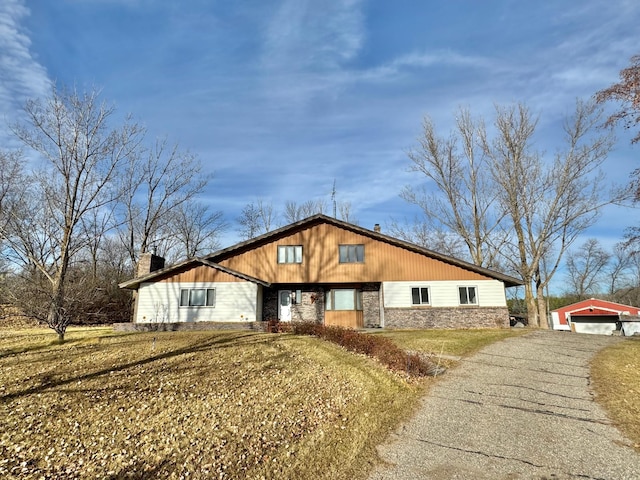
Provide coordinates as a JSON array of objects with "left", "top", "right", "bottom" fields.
[{"left": 278, "top": 290, "right": 292, "bottom": 322}]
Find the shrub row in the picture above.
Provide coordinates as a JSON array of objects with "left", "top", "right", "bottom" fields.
[{"left": 271, "top": 320, "right": 443, "bottom": 377}]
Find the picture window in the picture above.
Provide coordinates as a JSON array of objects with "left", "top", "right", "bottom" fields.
[
  {"left": 325, "top": 289, "right": 362, "bottom": 311},
  {"left": 180, "top": 288, "right": 216, "bottom": 307}
]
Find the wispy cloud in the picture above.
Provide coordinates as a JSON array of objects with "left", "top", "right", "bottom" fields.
[
  {"left": 259, "top": 0, "right": 365, "bottom": 105},
  {"left": 0, "top": 0, "right": 50, "bottom": 142},
  {"left": 358, "top": 50, "right": 496, "bottom": 84},
  {"left": 262, "top": 0, "right": 364, "bottom": 72}
]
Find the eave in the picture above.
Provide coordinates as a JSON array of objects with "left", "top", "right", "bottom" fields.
[{"left": 119, "top": 257, "right": 271, "bottom": 290}]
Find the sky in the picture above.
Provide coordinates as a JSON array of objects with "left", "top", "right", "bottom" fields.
[{"left": 2, "top": 0, "right": 640, "bottom": 266}]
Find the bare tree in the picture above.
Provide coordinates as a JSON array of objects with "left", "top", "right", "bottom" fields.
[
  {"left": 0, "top": 150, "right": 23, "bottom": 233},
  {"left": 237, "top": 202, "right": 261, "bottom": 240},
  {"left": 237, "top": 199, "right": 276, "bottom": 240},
  {"left": 402, "top": 108, "right": 506, "bottom": 268},
  {"left": 79, "top": 206, "right": 117, "bottom": 281},
  {"left": 564, "top": 239, "right": 611, "bottom": 299},
  {"left": 283, "top": 199, "right": 327, "bottom": 223},
  {"left": 386, "top": 217, "right": 468, "bottom": 258},
  {"left": 595, "top": 54, "right": 640, "bottom": 145},
  {"left": 606, "top": 242, "right": 632, "bottom": 297},
  {"left": 6, "top": 86, "right": 143, "bottom": 340},
  {"left": 117, "top": 137, "right": 209, "bottom": 265},
  {"left": 485, "top": 101, "right": 617, "bottom": 327},
  {"left": 169, "top": 200, "right": 227, "bottom": 258},
  {"left": 596, "top": 54, "right": 640, "bottom": 249},
  {"left": 337, "top": 200, "right": 358, "bottom": 224}
]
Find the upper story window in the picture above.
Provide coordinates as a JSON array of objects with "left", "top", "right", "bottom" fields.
[
  {"left": 278, "top": 245, "right": 303, "bottom": 264},
  {"left": 339, "top": 244, "right": 364, "bottom": 263},
  {"left": 180, "top": 288, "right": 216, "bottom": 307},
  {"left": 411, "top": 287, "right": 430, "bottom": 305},
  {"left": 458, "top": 286, "right": 477, "bottom": 305}
]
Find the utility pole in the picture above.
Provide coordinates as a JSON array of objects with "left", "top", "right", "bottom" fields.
[{"left": 331, "top": 179, "right": 337, "bottom": 218}]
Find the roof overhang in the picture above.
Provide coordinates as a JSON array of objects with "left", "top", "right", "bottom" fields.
[{"left": 119, "top": 257, "right": 271, "bottom": 290}]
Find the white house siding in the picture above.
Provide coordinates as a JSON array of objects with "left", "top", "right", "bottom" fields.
[
  {"left": 135, "top": 281, "right": 259, "bottom": 323},
  {"left": 382, "top": 280, "right": 510, "bottom": 329},
  {"left": 382, "top": 280, "right": 507, "bottom": 308},
  {"left": 571, "top": 321, "right": 617, "bottom": 335},
  {"left": 551, "top": 312, "right": 571, "bottom": 331}
]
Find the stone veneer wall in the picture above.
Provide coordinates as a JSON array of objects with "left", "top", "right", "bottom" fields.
[
  {"left": 113, "top": 321, "right": 267, "bottom": 332},
  {"left": 384, "top": 306, "right": 510, "bottom": 329},
  {"left": 291, "top": 289, "right": 325, "bottom": 323},
  {"left": 263, "top": 288, "right": 325, "bottom": 323},
  {"left": 362, "top": 284, "right": 381, "bottom": 327}
]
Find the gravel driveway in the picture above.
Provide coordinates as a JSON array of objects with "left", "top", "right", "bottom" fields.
[{"left": 369, "top": 330, "right": 640, "bottom": 479}]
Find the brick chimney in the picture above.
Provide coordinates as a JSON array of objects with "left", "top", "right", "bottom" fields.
[
  {"left": 137, "top": 252, "right": 165, "bottom": 277},
  {"left": 374, "top": 223, "right": 381, "bottom": 233}
]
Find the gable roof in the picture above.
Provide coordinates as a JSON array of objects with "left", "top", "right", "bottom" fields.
[
  {"left": 205, "top": 214, "right": 523, "bottom": 287},
  {"left": 119, "top": 257, "right": 272, "bottom": 290},
  {"left": 552, "top": 298, "right": 640, "bottom": 315}
]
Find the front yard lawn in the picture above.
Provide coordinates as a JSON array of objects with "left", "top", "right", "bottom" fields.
[
  {"left": 591, "top": 337, "right": 640, "bottom": 451},
  {"left": 0, "top": 328, "right": 423, "bottom": 479}
]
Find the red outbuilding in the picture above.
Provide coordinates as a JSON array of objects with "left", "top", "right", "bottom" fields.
[{"left": 551, "top": 298, "right": 640, "bottom": 335}]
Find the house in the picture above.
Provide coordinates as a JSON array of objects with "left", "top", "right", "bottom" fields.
[
  {"left": 551, "top": 298, "right": 640, "bottom": 335},
  {"left": 120, "top": 214, "right": 522, "bottom": 329}
]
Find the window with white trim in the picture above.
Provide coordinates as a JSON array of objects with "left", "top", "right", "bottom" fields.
[
  {"left": 180, "top": 288, "right": 216, "bottom": 307},
  {"left": 339, "top": 244, "right": 364, "bottom": 263},
  {"left": 325, "top": 289, "right": 362, "bottom": 311},
  {"left": 458, "top": 286, "right": 477, "bottom": 305},
  {"left": 411, "top": 287, "right": 430, "bottom": 305},
  {"left": 278, "top": 245, "right": 303, "bottom": 264}
]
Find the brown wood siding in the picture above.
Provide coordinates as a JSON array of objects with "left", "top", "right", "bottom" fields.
[
  {"left": 157, "top": 265, "right": 244, "bottom": 283},
  {"left": 325, "top": 310, "right": 364, "bottom": 329},
  {"left": 217, "top": 223, "right": 488, "bottom": 284}
]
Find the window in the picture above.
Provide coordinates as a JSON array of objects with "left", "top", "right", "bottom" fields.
[
  {"left": 411, "top": 287, "right": 430, "bottom": 305},
  {"left": 180, "top": 288, "right": 216, "bottom": 307},
  {"left": 278, "top": 245, "right": 303, "bottom": 263},
  {"left": 325, "top": 289, "right": 362, "bottom": 311},
  {"left": 339, "top": 244, "right": 364, "bottom": 263},
  {"left": 458, "top": 286, "right": 477, "bottom": 305}
]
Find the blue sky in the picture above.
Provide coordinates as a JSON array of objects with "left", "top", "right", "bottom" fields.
[{"left": 2, "top": 0, "right": 640, "bottom": 256}]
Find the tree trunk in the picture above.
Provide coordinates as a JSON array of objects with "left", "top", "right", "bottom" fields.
[
  {"left": 48, "top": 252, "right": 69, "bottom": 341},
  {"left": 536, "top": 283, "right": 549, "bottom": 329},
  {"left": 524, "top": 281, "right": 539, "bottom": 327},
  {"left": 47, "top": 292, "right": 67, "bottom": 342}
]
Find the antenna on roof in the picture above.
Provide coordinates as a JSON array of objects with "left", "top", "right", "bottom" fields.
[{"left": 331, "top": 179, "right": 337, "bottom": 218}]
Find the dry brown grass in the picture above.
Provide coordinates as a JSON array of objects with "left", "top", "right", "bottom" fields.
[
  {"left": 0, "top": 328, "right": 423, "bottom": 479},
  {"left": 591, "top": 337, "right": 640, "bottom": 451},
  {"left": 372, "top": 328, "right": 528, "bottom": 357}
]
